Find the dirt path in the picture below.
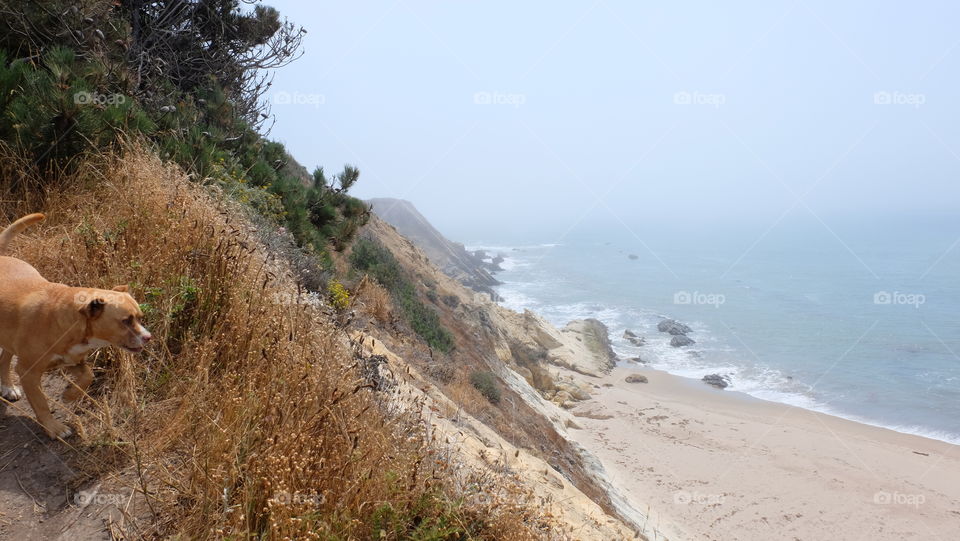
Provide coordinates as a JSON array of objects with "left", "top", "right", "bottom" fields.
[{"left": 0, "top": 384, "right": 120, "bottom": 540}]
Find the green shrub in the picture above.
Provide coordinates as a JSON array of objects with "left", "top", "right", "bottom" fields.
[
  {"left": 351, "top": 238, "right": 455, "bottom": 353},
  {"left": 370, "top": 491, "right": 476, "bottom": 540},
  {"left": 0, "top": 48, "right": 154, "bottom": 176},
  {"left": 0, "top": 10, "right": 369, "bottom": 260},
  {"left": 470, "top": 371, "right": 501, "bottom": 404}
]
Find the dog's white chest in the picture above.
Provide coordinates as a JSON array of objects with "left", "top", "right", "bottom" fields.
[
  {"left": 50, "top": 339, "right": 111, "bottom": 368},
  {"left": 67, "top": 339, "right": 111, "bottom": 356}
]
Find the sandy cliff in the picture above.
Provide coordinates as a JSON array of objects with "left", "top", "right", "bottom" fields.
[
  {"left": 350, "top": 330, "right": 641, "bottom": 540},
  {"left": 353, "top": 214, "right": 669, "bottom": 539}
]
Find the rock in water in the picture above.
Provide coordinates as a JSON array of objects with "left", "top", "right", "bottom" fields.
[
  {"left": 670, "top": 335, "right": 695, "bottom": 347},
  {"left": 702, "top": 374, "right": 731, "bottom": 389},
  {"left": 625, "top": 374, "right": 648, "bottom": 384},
  {"left": 623, "top": 329, "right": 646, "bottom": 346},
  {"left": 658, "top": 319, "right": 692, "bottom": 336}
]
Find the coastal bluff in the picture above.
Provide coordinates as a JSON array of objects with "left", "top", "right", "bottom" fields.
[
  {"left": 357, "top": 211, "right": 660, "bottom": 538},
  {"left": 368, "top": 198, "right": 501, "bottom": 296}
]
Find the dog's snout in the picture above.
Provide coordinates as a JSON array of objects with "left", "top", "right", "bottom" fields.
[{"left": 141, "top": 330, "right": 153, "bottom": 343}]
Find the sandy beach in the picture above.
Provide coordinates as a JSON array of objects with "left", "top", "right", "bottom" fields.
[{"left": 562, "top": 365, "right": 960, "bottom": 540}]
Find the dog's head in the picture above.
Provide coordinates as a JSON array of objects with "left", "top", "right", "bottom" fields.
[{"left": 78, "top": 285, "right": 152, "bottom": 353}]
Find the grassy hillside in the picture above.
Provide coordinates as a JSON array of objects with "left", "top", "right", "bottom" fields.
[{"left": 0, "top": 144, "right": 551, "bottom": 539}]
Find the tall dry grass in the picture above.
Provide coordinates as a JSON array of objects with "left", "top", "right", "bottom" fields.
[
  {"left": 353, "top": 274, "right": 393, "bottom": 324},
  {"left": 0, "top": 144, "right": 551, "bottom": 539}
]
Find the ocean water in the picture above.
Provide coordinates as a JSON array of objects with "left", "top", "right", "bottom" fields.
[{"left": 466, "top": 214, "right": 960, "bottom": 445}]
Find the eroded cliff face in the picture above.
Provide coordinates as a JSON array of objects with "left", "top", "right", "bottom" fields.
[
  {"left": 367, "top": 198, "right": 501, "bottom": 296},
  {"left": 349, "top": 329, "right": 638, "bottom": 541},
  {"left": 344, "top": 215, "right": 655, "bottom": 539}
]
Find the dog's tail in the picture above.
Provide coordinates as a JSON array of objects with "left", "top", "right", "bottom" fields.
[{"left": 0, "top": 213, "right": 44, "bottom": 255}]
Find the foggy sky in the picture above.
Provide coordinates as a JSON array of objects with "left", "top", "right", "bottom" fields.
[{"left": 263, "top": 1, "right": 960, "bottom": 240}]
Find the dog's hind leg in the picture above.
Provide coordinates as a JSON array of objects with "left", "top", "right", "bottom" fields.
[
  {"left": 19, "top": 367, "right": 71, "bottom": 439},
  {"left": 62, "top": 362, "right": 94, "bottom": 402},
  {"left": 0, "top": 350, "right": 23, "bottom": 401}
]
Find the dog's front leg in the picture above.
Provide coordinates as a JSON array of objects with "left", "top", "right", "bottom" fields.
[
  {"left": 0, "top": 350, "right": 22, "bottom": 401},
  {"left": 62, "top": 362, "right": 94, "bottom": 403},
  {"left": 19, "top": 368, "right": 72, "bottom": 439}
]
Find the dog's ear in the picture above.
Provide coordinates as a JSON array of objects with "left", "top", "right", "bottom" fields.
[
  {"left": 81, "top": 299, "right": 106, "bottom": 319},
  {"left": 112, "top": 284, "right": 129, "bottom": 293}
]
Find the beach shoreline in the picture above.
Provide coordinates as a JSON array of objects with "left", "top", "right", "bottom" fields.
[
  {"left": 558, "top": 363, "right": 960, "bottom": 540},
  {"left": 379, "top": 217, "right": 960, "bottom": 539},
  {"left": 479, "top": 234, "right": 960, "bottom": 449}
]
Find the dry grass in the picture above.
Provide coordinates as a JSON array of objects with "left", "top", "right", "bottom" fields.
[
  {"left": 0, "top": 144, "right": 554, "bottom": 539},
  {"left": 353, "top": 274, "right": 393, "bottom": 324},
  {"left": 444, "top": 380, "right": 495, "bottom": 423}
]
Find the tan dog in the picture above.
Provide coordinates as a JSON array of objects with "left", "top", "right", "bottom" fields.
[{"left": 0, "top": 213, "right": 151, "bottom": 438}]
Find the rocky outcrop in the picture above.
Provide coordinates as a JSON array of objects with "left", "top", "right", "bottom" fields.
[
  {"left": 522, "top": 310, "right": 564, "bottom": 350},
  {"left": 702, "top": 374, "right": 731, "bottom": 389},
  {"left": 554, "top": 390, "right": 573, "bottom": 408},
  {"left": 496, "top": 311, "right": 619, "bottom": 377},
  {"left": 658, "top": 319, "right": 692, "bottom": 336},
  {"left": 623, "top": 330, "right": 645, "bottom": 346},
  {"left": 560, "top": 319, "right": 618, "bottom": 375},
  {"left": 469, "top": 249, "right": 507, "bottom": 274},
  {"left": 660, "top": 318, "right": 694, "bottom": 346},
  {"left": 546, "top": 378, "right": 594, "bottom": 409}
]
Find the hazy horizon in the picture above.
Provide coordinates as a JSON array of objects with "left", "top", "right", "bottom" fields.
[{"left": 264, "top": 1, "right": 960, "bottom": 244}]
